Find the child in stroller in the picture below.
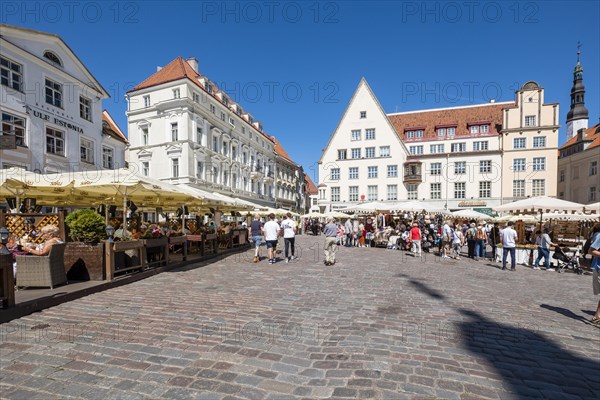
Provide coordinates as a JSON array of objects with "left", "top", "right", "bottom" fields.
[{"left": 552, "top": 246, "right": 583, "bottom": 274}]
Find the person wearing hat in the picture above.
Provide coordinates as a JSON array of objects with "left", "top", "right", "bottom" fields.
[{"left": 409, "top": 222, "right": 422, "bottom": 257}]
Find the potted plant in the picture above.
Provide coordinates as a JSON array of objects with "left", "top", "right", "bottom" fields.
[{"left": 63, "top": 209, "right": 108, "bottom": 281}]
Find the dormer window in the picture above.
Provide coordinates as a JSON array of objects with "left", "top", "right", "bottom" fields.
[{"left": 43, "top": 51, "right": 62, "bottom": 67}]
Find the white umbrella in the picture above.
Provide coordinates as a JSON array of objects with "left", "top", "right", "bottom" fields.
[
  {"left": 390, "top": 200, "right": 449, "bottom": 214},
  {"left": 451, "top": 209, "right": 492, "bottom": 220},
  {"left": 339, "top": 201, "right": 389, "bottom": 213},
  {"left": 494, "top": 214, "right": 539, "bottom": 223},
  {"left": 301, "top": 212, "right": 324, "bottom": 219},
  {"left": 542, "top": 212, "right": 600, "bottom": 221},
  {"left": 494, "top": 196, "right": 584, "bottom": 213},
  {"left": 323, "top": 211, "right": 352, "bottom": 219},
  {"left": 584, "top": 202, "right": 600, "bottom": 214}
]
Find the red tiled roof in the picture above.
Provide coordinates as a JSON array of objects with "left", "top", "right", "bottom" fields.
[
  {"left": 102, "top": 110, "right": 128, "bottom": 144},
  {"left": 271, "top": 136, "right": 294, "bottom": 163},
  {"left": 387, "top": 102, "right": 511, "bottom": 142},
  {"left": 129, "top": 56, "right": 274, "bottom": 143},
  {"left": 559, "top": 123, "right": 600, "bottom": 150},
  {"left": 305, "top": 174, "right": 318, "bottom": 194}
]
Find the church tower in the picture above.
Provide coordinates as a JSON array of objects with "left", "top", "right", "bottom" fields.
[{"left": 566, "top": 44, "right": 589, "bottom": 141}]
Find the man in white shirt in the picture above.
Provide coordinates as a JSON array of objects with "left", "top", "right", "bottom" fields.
[
  {"left": 501, "top": 221, "right": 518, "bottom": 271},
  {"left": 281, "top": 213, "right": 298, "bottom": 263},
  {"left": 263, "top": 213, "right": 281, "bottom": 264}
]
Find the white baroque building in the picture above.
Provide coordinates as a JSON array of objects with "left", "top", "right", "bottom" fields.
[
  {"left": 0, "top": 24, "right": 127, "bottom": 172},
  {"left": 318, "top": 78, "right": 559, "bottom": 212},
  {"left": 126, "top": 57, "right": 303, "bottom": 208}
]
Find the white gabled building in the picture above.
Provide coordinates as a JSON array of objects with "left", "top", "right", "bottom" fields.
[
  {"left": 318, "top": 78, "right": 560, "bottom": 212},
  {"left": 318, "top": 78, "right": 409, "bottom": 212},
  {"left": 125, "top": 57, "right": 277, "bottom": 207},
  {"left": 0, "top": 24, "right": 127, "bottom": 172}
]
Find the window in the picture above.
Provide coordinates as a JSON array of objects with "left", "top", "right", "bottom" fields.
[
  {"left": 454, "top": 182, "right": 466, "bottom": 199},
  {"left": 480, "top": 125, "right": 489, "bottom": 133},
  {"left": 351, "top": 148, "right": 361, "bottom": 159},
  {"left": 143, "top": 95, "right": 150, "bottom": 107},
  {"left": 532, "top": 157, "right": 545, "bottom": 171},
  {"left": 367, "top": 185, "right": 378, "bottom": 201},
  {"left": 470, "top": 125, "right": 479, "bottom": 134},
  {"left": 349, "top": 186, "right": 359, "bottom": 202},
  {"left": 213, "top": 166, "right": 219, "bottom": 183},
  {"left": 46, "top": 127, "right": 64, "bottom": 155},
  {"left": 331, "top": 187, "right": 340, "bottom": 202},
  {"left": 513, "top": 137, "right": 526, "bottom": 149},
  {"left": 473, "top": 141, "right": 488, "bottom": 151},
  {"left": 409, "top": 145, "right": 424, "bottom": 155},
  {"left": 387, "top": 165, "right": 397, "bottom": 178},
  {"left": 387, "top": 185, "right": 398, "bottom": 201},
  {"left": 171, "top": 123, "right": 178, "bottom": 141},
  {"left": 479, "top": 160, "right": 491, "bottom": 173},
  {"left": 406, "top": 130, "right": 424, "bottom": 139},
  {"left": 45, "top": 78, "right": 62, "bottom": 107},
  {"left": 407, "top": 184, "right": 418, "bottom": 200},
  {"left": 229, "top": 117, "right": 235, "bottom": 126},
  {"left": 430, "top": 183, "right": 441, "bottom": 199},
  {"left": 210, "top": 104, "right": 216, "bottom": 114},
  {"left": 196, "top": 161, "right": 204, "bottom": 179},
  {"left": 360, "top": 111, "right": 366, "bottom": 119},
  {"left": 1, "top": 112, "right": 25, "bottom": 146},
  {"left": 454, "top": 162, "right": 466, "bottom": 175},
  {"left": 479, "top": 181, "right": 491, "bottom": 198},
  {"left": 349, "top": 167, "right": 359, "bottom": 180},
  {"left": 231, "top": 146, "right": 237, "bottom": 160},
  {"left": 365, "top": 128, "right": 376, "bottom": 140},
  {"left": 525, "top": 115, "right": 536, "bottom": 127},
  {"left": 43, "top": 51, "right": 62, "bottom": 66},
  {"left": 331, "top": 168, "right": 340, "bottom": 180},
  {"left": 590, "top": 161, "right": 598, "bottom": 176},
  {"left": 142, "top": 161, "right": 149, "bottom": 176},
  {"left": 232, "top": 173, "right": 237, "bottom": 189},
  {"left": 351, "top": 130, "right": 361, "bottom": 141},
  {"left": 196, "top": 127, "right": 203, "bottom": 143},
  {"left": 141, "top": 127, "right": 149, "bottom": 145},
  {"left": 447, "top": 127, "right": 455, "bottom": 136},
  {"left": 173, "top": 89, "right": 180, "bottom": 99},
  {"left": 513, "top": 158, "right": 526, "bottom": 172},
  {"left": 430, "top": 144, "right": 444, "bottom": 154},
  {"left": 80, "top": 138, "right": 94, "bottom": 164},
  {"left": 1, "top": 56, "right": 23, "bottom": 91},
  {"left": 590, "top": 187, "right": 597, "bottom": 202},
  {"left": 102, "top": 147, "right": 114, "bottom": 169},
  {"left": 193, "top": 92, "right": 200, "bottom": 103},
  {"left": 79, "top": 96, "right": 92, "bottom": 121},
  {"left": 380, "top": 146, "right": 390, "bottom": 157},
  {"left": 367, "top": 166, "right": 378, "bottom": 178},
  {"left": 221, "top": 112, "right": 226, "bottom": 121},
  {"left": 430, "top": 162, "right": 442, "bottom": 176},
  {"left": 513, "top": 180, "right": 525, "bottom": 198},
  {"left": 559, "top": 170, "right": 565, "bottom": 182},
  {"left": 437, "top": 128, "right": 446, "bottom": 137},
  {"left": 532, "top": 179, "right": 545, "bottom": 196},
  {"left": 451, "top": 143, "right": 466, "bottom": 152},
  {"left": 338, "top": 149, "right": 347, "bottom": 160},
  {"left": 365, "top": 147, "right": 375, "bottom": 158},
  {"left": 213, "top": 137, "right": 219, "bottom": 152},
  {"left": 533, "top": 136, "right": 546, "bottom": 148},
  {"left": 172, "top": 158, "right": 179, "bottom": 178}
]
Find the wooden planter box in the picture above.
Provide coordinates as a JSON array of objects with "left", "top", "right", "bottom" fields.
[
  {"left": 105, "top": 240, "right": 144, "bottom": 281},
  {"left": 64, "top": 242, "right": 105, "bottom": 281},
  {"left": 141, "top": 237, "right": 169, "bottom": 269},
  {"left": 168, "top": 235, "right": 188, "bottom": 261}
]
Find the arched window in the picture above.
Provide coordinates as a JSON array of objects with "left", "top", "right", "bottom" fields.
[{"left": 43, "top": 51, "right": 62, "bottom": 67}]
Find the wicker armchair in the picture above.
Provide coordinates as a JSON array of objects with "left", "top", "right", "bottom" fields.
[{"left": 16, "top": 243, "right": 67, "bottom": 289}]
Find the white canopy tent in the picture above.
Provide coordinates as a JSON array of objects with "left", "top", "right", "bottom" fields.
[
  {"left": 451, "top": 209, "right": 493, "bottom": 220},
  {"left": 494, "top": 196, "right": 585, "bottom": 213},
  {"left": 339, "top": 201, "right": 390, "bottom": 213}
]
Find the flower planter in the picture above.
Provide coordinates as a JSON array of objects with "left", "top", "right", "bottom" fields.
[
  {"left": 141, "top": 237, "right": 169, "bottom": 268},
  {"left": 64, "top": 242, "right": 105, "bottom": 281}
]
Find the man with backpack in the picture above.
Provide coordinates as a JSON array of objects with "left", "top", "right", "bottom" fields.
[{"left": 466, "top": 223, "right": 477, "bottom": 259}]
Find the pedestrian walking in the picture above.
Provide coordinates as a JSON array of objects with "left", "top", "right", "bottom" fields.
[
  {"left": 323, "top": 218, "right": 338, "bottom": 266},
  {"left": 501, "top": 221, "right": 518, "bottom": 271},
  {"left": 489, "top": 222, "right": 500, "bottom": 262},
  {"left": 475, "top": 223, "right": 487, "bottom": 260},
  {"left": 466, "top": 223, "right": 477, "bottom": 259},
  {"left": 452, "top": 228, "right": 464, "bottom": 259},
  {"left": 249, "top": 215, "right": 263, "bottom": 263},
  {"left": 263, "top": 213, "right": 281, "bottom": 265},
  {"left": 345, "top": 218, "right": 353, "bottom": 247},
  {"left": 410, "top": 222, "right": 422, "bottom": 257},
  {"left": 280, "top": 213, "right": 297, "bottom": 263},
  {"left": 533, "top": 228, "right": 557, "bottom": 270},
  {"left": 441, "top": 221, "right": 452, "bottom": 258},
  {"left": 587, "top": 223, "right": 600, "bottom": 325}
]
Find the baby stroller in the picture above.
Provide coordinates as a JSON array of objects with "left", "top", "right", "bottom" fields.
[{"left": 552, "top": 246, "right": 583, "bottom": 275}]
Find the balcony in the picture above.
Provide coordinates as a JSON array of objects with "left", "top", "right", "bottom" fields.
[
  {"left": 250, "top": 165, "right": 263, "bottom": 179},
  {"left": 403, "top": 162, "right": 422, "bottom": 183}
]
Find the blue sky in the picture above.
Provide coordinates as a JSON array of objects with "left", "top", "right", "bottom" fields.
[{"left": 4, "top": 1, "right": 598, "bottom": 182}]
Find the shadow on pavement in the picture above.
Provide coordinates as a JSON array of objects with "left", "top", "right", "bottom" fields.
[
  {"left": 457, "top": 308, "right": 600, "bottom": 399},
  {"left": 540, "top": 304, "right": 594, "bottom": 325}
]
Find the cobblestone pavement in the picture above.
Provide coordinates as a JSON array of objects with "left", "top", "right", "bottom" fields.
[{"left": 1, "top": 235, "right": 599, "bottom": 400}]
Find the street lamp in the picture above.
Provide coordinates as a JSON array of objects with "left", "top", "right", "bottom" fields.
[
  {"left": 0, "top": 227, "right": 10, "bottom": 255},
  {"left": 105, "top": 225, "right": 115, "bottom": 243}
]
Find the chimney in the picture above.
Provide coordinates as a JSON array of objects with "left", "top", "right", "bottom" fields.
[
  {"left": 577, "top": 128, "right": 585, "bottom": 141},
  {"left": 156, "top": 66, "right": 162, "bottom": 72},
  {"left": 186, "top": 57, "right": 199, "bottom": 72},
  {"left": 490, "top": 99, "right": 495, "bottom": 103}
]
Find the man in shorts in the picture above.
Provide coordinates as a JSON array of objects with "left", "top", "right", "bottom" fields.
[
  {"left": 263, "top": 213, "right": 281, "bottom": 265},
  {"left": 248, "top": 215, "right": 263, "bottom": 263},
  {"left": 441, "top": 221, "right": 452, "bottom": 258}
]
